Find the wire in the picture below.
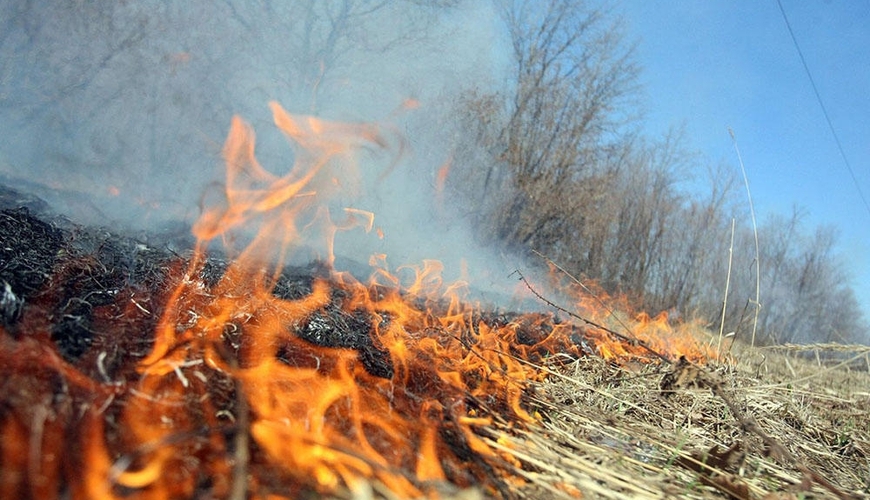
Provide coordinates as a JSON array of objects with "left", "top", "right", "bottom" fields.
[{"left": 776, "top": 0, "right": 870, "bottom": 219}]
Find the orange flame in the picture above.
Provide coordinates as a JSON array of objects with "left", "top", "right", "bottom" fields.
[
  {"left": 0, "top": 101, "right": 715, "bottom": 499},
  {"left": 122, "top": 102, "right": 560, "bottom": 497}
]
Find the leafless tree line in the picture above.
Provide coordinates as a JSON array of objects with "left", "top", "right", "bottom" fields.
[{"left": 448, "top": 0, "right": 868, "bottom": 345}]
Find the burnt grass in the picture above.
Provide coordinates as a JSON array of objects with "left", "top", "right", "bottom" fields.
[
  {"left": 0, "top": 186, "right": 598, "bottom": 498},
  {"left": 3, "top": 186, "right": 867, "bottom": 500},
  {"left": 0, "top": 202, "right": 366, "bottom": 368},
  {"left": 0, "top": 195, "right": 589, "bottom": 372}
]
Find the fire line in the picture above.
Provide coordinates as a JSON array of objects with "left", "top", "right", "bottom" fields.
[{"left": 0, "top": 103, "right": 713, "bottom": 499}]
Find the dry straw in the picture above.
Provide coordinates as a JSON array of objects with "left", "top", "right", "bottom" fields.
[
  {"left": 480, "top": 254, "right": 869, "bottom": 499},
  {"left": 494, "top": 342, "right": 869, "bottom": 499}
]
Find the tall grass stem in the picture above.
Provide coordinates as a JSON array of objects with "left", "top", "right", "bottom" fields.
[{"left": 729, "top": 128, "right": 761, "bottom": 348}]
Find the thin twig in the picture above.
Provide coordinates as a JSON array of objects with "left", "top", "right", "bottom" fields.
[
  {"left": 511, "top": 269, "right": 671, "bottom": 364},
  {"left": 531, "top": 249, "right": 636, "bottom": 337}
]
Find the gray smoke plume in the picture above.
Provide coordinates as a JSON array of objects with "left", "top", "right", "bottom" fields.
[{"left": 0, "top": 0, "right": 526, "bottom": 302}]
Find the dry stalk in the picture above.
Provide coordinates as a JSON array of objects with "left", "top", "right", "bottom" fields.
[
  {"left": 729, "top": 128, "right": 761, "bottom": 349},
  {"left": 717, "top": 218, "right": 736, "bottom": 358}
]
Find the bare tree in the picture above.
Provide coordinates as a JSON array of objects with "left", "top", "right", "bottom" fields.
[{"left": 451, "top": 0, "right": 640, "bottom": 253}]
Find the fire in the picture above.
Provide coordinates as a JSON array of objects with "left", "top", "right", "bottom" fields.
[
  {"left": 539, "top": 262, "right": 717, "bottom": 364},
  {"left": 0, "top": 102, "right": 715, "bottom": 499}
]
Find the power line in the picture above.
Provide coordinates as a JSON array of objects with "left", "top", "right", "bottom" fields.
[{"left": 776, "top": 0, "right": 870, "bottom": 219}]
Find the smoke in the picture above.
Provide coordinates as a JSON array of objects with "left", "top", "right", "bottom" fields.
[{"left": 0, "top": 0, "right": 524, "bottom": 301}]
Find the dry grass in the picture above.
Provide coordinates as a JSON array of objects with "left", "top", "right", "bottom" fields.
[{"left": 487, "top": 334, "right": 870, "bottom": 499}]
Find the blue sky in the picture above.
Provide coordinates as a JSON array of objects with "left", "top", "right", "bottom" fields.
[{"left": 618, "top": 2, "right": 870, "bottom": 317}]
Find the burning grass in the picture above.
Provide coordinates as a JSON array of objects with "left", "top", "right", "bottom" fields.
[
  {"left": 1, "top": 104, "right": 868, "bottom": 499},
  {"left": 2, "top": 205, "right": 867, "bottom": 499}
]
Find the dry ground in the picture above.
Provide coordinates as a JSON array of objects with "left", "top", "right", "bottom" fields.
[{"left": 493, "top": 337, "right": 870, "bottom": 500}]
